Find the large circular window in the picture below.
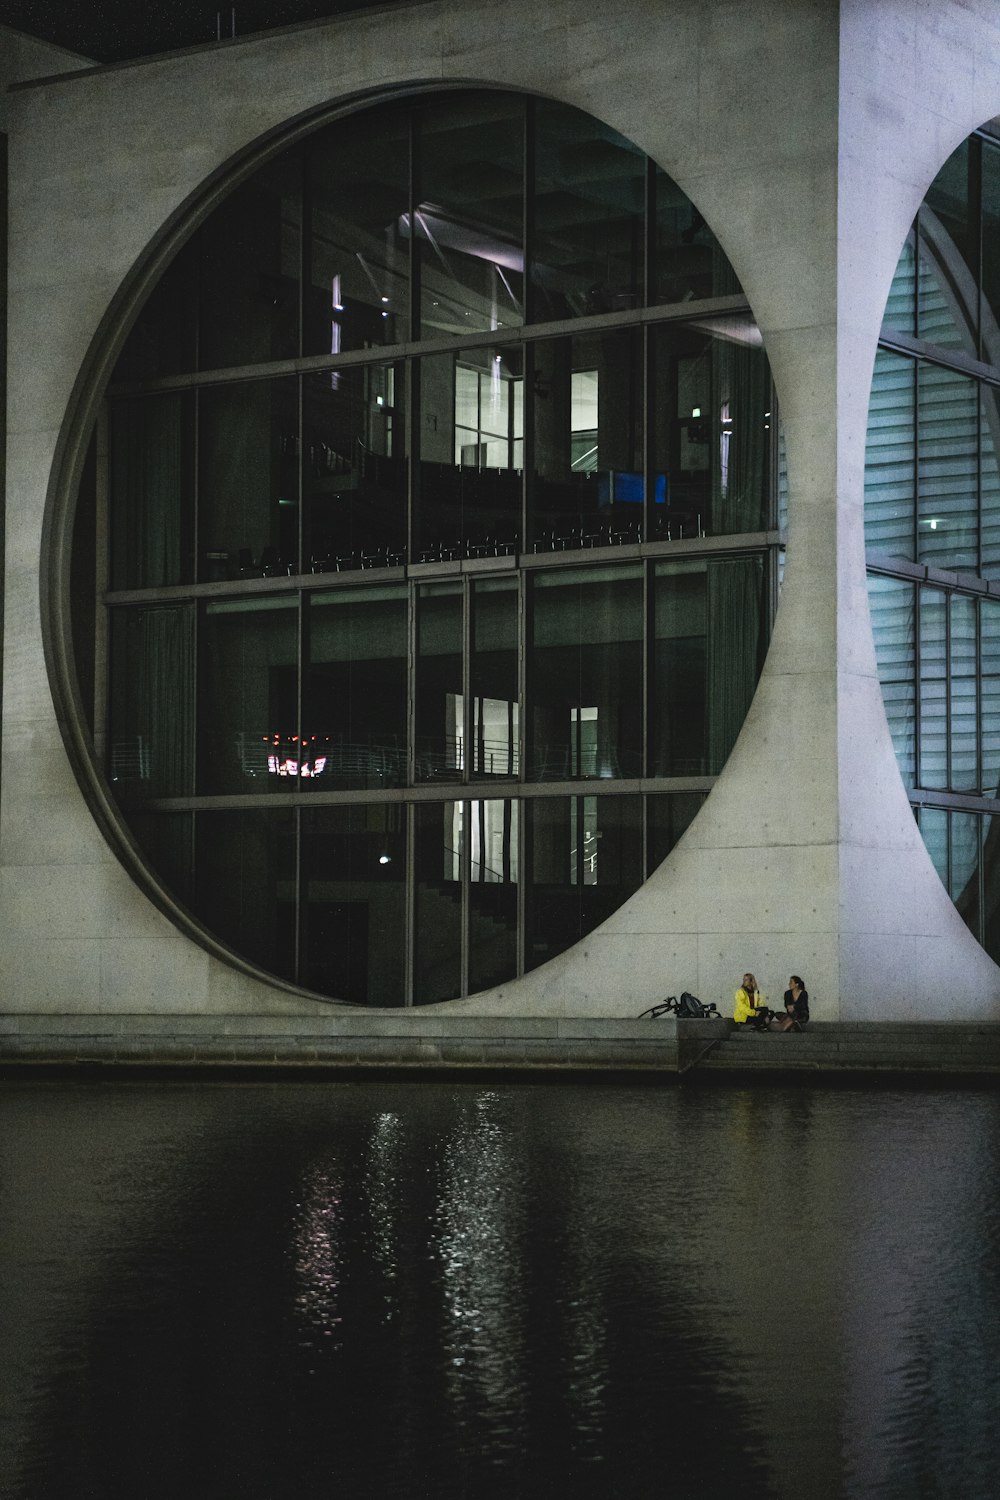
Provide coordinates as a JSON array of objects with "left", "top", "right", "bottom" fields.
[
  {"left": 866, "top": 124, "right": 1000, "bottom": 961},
  {"left": 71, "top": 90, "right": 778, "bottom": 1005}
]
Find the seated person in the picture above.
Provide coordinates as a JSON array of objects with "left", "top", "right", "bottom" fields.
[
  {"left": 777, "top": 975, "right": 810, "bottom": 1031},
  {"left": 733, "top": 972, "right": 771, "bottom": 1029}
]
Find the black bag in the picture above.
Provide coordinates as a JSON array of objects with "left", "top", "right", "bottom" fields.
[
  {"left": 676, "top": 991, "right": 718, "bottom": 1018},
  {"left": 638, "top": 990, "right": 720, "bottom": 1020}
]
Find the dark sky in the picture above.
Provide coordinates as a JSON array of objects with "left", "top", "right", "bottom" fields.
[{"left": 0, "top": 1, "right": 404, "bottom": 63}]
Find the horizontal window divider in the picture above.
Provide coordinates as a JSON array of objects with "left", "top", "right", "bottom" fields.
[
  {"left": 522, "top": 531, "right": 779, "bottom": 570},
  {"left": 877, "top": 329, "right": 1000, "bottom": 388},
  {"left": 106, "top": 534, "right": 781, "bottom": 606},
  {"left": 910, "top": 789, "right": 1000, "bottom": 815},
  {"left": 135, "top": 776, "right": 718, "bottom": 813},
  {"left": 106, "top": 293, "right": 754, "bottom": 397},
  {"left": 867, "top": 555, "right": 999, "bottom": 598},
  {"left": 105, "top": 565, "right": 407, "bottom": 605},
  {"left": 408, "top": 554, "right": 516, "bottom": 580}
]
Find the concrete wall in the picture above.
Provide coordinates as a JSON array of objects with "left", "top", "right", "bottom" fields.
[
  {"left": 3, "top": 0, "right": 1000, "bottom": 1020},
  {"left": 0, "top": 28, "right": 91, "bottom": 125}
]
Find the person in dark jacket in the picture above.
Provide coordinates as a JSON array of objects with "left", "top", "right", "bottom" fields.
[{"left": 777, "top": 975, "right": 809, "bottom": 1030}]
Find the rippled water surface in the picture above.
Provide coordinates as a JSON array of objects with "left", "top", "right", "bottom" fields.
[{"left": 1, "top": 1078, "right": 998, "bottom": 1498}]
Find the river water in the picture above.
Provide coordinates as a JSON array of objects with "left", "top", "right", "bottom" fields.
[{"left": 0, "top": 1077, "right": 997, "bottom": 1498}]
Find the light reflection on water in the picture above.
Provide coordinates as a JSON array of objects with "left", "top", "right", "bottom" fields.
[{"left": 0, "top": 1079, "right": 998, "bottom": 1498}]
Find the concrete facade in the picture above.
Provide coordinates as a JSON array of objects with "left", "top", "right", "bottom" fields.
[{"left": 4, "top": 0, "right": 1000, "bottom": 1022}]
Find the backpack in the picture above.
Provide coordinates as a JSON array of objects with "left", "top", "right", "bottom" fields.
[
  {"left": 675, "top": 991, "right": 718, "bottom": 1018},
  {"left": 639, "top": 991, "right": 720, "bottom": 1019}
]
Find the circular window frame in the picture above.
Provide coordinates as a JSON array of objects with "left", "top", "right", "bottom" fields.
[{"left": 42, "top": 81, "right": 770, "bottom": 1004}]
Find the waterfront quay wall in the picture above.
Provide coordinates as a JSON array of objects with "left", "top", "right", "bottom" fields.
[{"left": 1, "top": 1018, "right": 999, "bottom": 1078}]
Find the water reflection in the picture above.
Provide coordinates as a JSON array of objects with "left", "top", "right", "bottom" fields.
[
  {"left": 0, "top": 1081, "right": 997, "bottom": 1498},
  {"left": 435, "top": 1091, "right": 529, "bottom": 1458},
  {"left": 291, "top": 1156, "right": 344, "bottom": 1345},
  {"left": 363, "top": 1110, "right": 403, "bottom": 1317}
]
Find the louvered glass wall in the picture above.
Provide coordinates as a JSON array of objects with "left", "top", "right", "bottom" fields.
[
  {"left": 866, "top": 127, "right": 1000, "bottom": 960},
  {"left": 73, "top": 91, "right": 779, "bottom": 1004}
]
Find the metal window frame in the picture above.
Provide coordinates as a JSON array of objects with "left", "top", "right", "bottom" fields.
[{"left": 90, "top": 89, "right": 784, "bottom": 1007}]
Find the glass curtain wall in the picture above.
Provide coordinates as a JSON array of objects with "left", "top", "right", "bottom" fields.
[
  {"left": 866, "top": 125, "right": 1000, "bottom": 962},
  {"left": 83, "top": 90, "right": 779, "bottom": 1004}
]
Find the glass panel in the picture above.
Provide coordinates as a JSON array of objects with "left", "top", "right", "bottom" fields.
[
  {"left": 304, "top": 586, "right": 408, "bottom": 791},
  {"left": 417, "top": 94, "right": 524, "bottom": 337},
  {"left": 705, "top": 556, "right": 766, "bottom": 772},
  {"left": 471, "top": 576, "right": 519, "bottom": 778},
  {"left": 919, "top": 805, "right": 949, "bottom": 889},
  {"left": 414, "top": 801, "right": 463, "bottom": 1004},
  {"left": 864, "top": 350, "right": 915, "bottom": 560},
  {"left": 524, "top": 795, "right": 642, "bottom": 971},
  {"left": 301, "top": 804, "right": 406, "bottom": 1006},
  {"left": 777, "top": 423, "right": 789, "bottom": 532},
  {"left": 124, "top": 811, "right": 194, "bottom": 907},
  {"left": 193, "top": 810, "right": 297, "bottom": 982},
  {"left": 417, "top": 345, "right": 522, "bottom": 561},
  {"left": 651, "top": 556, "right": 766, "bottom": 777},
  {"left": 950, "top": 810, "right": 981, "bottom": 940},
  {"left": 980, "top": 384, "right": 1000, "bottom": 578},
  {"left": 198, "top": 596, "right": 298, "bottom": 794},
  {"left": 468, "top": 799, "right": 518, "bottom": 993},
  {"left": 109, "top": 606, "right": 194, "bottom": 801},
  {"left": 918, "top": 139, "right": 977, "bottom": 354},
  {"left": 982, "top": 814, "right": 1000, "bottom": 963},
  {"left": 982, "top": 597, "right": 1000, "bottom": 797},
  {"left": 530, "top": 328, "right": 643, "bottom": 551},
  {"left": 71, "top": 437, "right": 98, "bottom": 737},
  {"left": 198, "top": 377, "right": 299, "bottom": 582},
  {"left": 650, "top": 315, "right": 770, "bottom": 542},
  {"left": 530, "top": 99, "right": 645, "bottom": 321},
  {"left": 304, "top": 103, "right": 410, "bottom": 355},
  {"left": 882, "top": 228, "right": 917, "bottom": 337},
  {"left": 650, "top": 560, "right": 705, "bottom": 776},
  {"left": 527, "top": 565, "right": 642, "bottom": 780},
  {"left": 919, "top": 587, "right": 948, "bottom": 789},
  {"left": 303, "top": 363, "right": 406, "bottom": 574},
  {"left": 415, "top": 583, "right": 464, "bottom": 782},
  {"left": 917, "top": 362, "right": 978, "bottom": 571},
  {"left": 867, "top": 574, "right": 916, "bottom": 788},
  {"left": 110, "top": 394, "right": 195, "bottom": 589},
  {"left": 114, "top": 239, "right": 199, "bottom": 383},
  {"left": 950, "top": 594, "right": 978, "bottom": 791},
  {"left": 199, "top": 156, "right": 301, "bottom": 369},
  {"left": 646, "top": 792, "right": 705, "bottom": 872},
  {"left": 653, "top": 167, "right": 731, "bottom": 304},
  {"left": 982, "top": 141, "right": 1000, "bottom": 357}
]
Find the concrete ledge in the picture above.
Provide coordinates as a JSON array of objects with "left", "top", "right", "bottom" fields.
[
  {"left": 696, "top": 1022, "right": 1000, "bottom": 1076},
  {"left": 0, "top": 1013, "right": 702, "bottom": 1073},
  {"left": 2, "top": 1016, "right": 999, "bottom": 1076}
]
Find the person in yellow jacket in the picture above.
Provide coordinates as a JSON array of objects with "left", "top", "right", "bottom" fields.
[{"left": 733, "top": 972, "right": 770, "bottom": 1028}]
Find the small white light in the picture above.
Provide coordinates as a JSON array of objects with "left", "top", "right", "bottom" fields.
[
  {"left": 382, "top": 311, "right": 389, "bottom": 318},
  {"left": 930, "top": 519, "right": 939, "bottom": 530},
  {"left": 376, "top": 395, "right": 384, "bottom": 406},
  {"left": 379, "top": 854, "right": 391, "bottom": 865},
  {"left": 381, "top": 296, "right": 389, "bottom": 303},
  {"left": 691, "top": 406, "right": 701, "bottom": 417}
]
